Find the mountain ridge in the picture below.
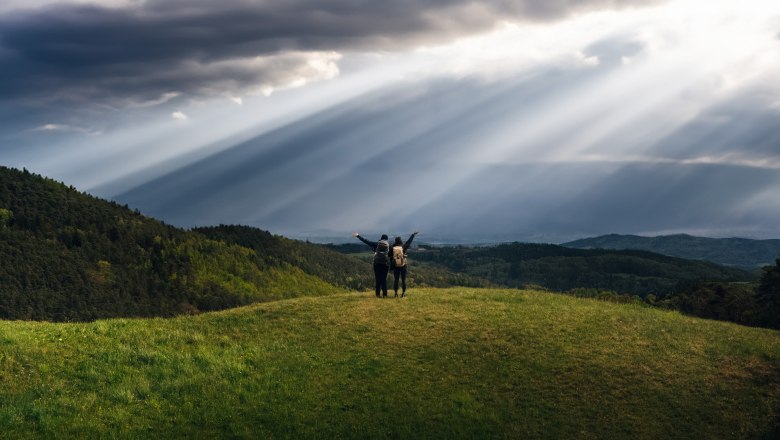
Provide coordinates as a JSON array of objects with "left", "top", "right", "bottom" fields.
[
  {"left": 563, "top": 233, "right": 780, "bottom": 269},
  {"left": 0, "top": 165, "right": 761, "bottom": 322}
]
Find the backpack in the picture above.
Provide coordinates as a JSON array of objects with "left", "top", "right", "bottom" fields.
[
  {"left": 392, "top": 245, "right": 406, "bottom": 267},
  {"left": 373, "top": 240, "right": 389, "bottom": 265}
]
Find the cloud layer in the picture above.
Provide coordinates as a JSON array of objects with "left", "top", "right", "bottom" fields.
[{"left": 0, "top": 0, "right": 661, "bottom": 105}]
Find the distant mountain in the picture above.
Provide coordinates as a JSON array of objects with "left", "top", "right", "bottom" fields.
[{"left": 563, "top": 234, "right": 780, "bottom": 269}]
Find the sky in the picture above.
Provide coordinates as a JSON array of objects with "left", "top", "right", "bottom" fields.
[{"left": 1, "top": 0, "right": 779, "bottom": 242}]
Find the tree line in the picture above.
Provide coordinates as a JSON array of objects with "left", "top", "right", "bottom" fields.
[
  {"left": 0, "top": 166, "right": 481, "bottom": 321},
  {"left": 373, "top": 242, "right": 755, "bottom": 297},
  {"left": 0, "top": 167, "right": 322, "bottom": 320},
  {"left": 2, "top": 165, "right": 778, "bottom": 328}
]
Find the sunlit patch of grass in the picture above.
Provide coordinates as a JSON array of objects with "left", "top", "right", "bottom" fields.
[{"left": 0, "top": 288, "right": 778, "bottom": 438}]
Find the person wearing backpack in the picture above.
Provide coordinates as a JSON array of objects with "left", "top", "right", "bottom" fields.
[
  {"left": 353, "top": 232, "right": 391, "bottom": 298},
  {"left": 389, "top": 231, "right": 419, "bottom": 298}
]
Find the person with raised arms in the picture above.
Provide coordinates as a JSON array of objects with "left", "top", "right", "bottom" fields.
[
  {"left": 389, "top": 231, "right": 419, "bottom": 298},
  {"left": 353, "top": 232, "right": 391, "bottom": 298}
]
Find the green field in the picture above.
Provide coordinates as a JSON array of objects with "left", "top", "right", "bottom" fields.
[{"left": 1, "top": 288, "right": 779, "bottom": 439}]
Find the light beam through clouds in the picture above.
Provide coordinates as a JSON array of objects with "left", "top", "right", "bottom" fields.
[{"left": 1, "top": 0, "right": 780, "bottom": 241}]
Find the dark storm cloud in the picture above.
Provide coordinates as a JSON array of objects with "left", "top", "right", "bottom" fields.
[{"left": 0, "top": 0, "right": 662, "bottom": 105}]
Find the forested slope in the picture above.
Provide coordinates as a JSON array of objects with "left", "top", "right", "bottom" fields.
[
  {"left": 0, "top": 166, "right": 339, "bottom": 321},
  {"left": 0, "top": 166, "right": 482, "bottom": 321},
  {"left": 0, "top": 165, "right": 761, "bottom": 322}
]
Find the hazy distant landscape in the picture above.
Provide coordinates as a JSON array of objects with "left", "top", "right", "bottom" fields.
[
  {"left": 564, "top": 234, "right": 780, "bottom": 269},
  {"left": 1, "top": 166, "right": 772, "bottom": 326}
]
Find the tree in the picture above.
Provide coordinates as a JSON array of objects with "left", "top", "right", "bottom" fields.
[
  {"left": 0, "top": 208, "right": 11, "bottom": 228},
  {"left": 756, "top": 257, "right": 780, "bottom": 328}
]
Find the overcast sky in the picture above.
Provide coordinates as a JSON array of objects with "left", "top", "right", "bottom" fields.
[{"left": 1, "top": 0, "right": 779, "bottom": 242}]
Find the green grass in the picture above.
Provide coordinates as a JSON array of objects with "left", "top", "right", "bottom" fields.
[{"left": 1, "top": 288, "right": 779, "bottom": 439}]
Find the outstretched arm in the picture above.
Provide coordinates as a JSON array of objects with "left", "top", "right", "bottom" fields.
[
  {"left": 353, "top": 232, "right": 378, "bottom": 250},
  {"left": 403, "top": 231, "right": 419, "bottom": 252}
]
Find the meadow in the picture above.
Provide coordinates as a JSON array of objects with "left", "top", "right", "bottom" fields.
[{"left": 1, "top": 288, "right": 779, "bottom": 439}]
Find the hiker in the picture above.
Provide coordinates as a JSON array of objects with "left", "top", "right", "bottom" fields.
[
  {"left": 353, "top": 232, "right": 391, "bottom": 298},
  {"left": 389, "top": 231, "right": 419, "bottom": 298}
]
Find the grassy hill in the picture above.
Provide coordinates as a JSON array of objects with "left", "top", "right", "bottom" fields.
[
  {"left": 1, "top": 288, "right": 778, "bottom": 439},
  {"left": 563, "top": 234, "right": 780, "bottom": 270}
]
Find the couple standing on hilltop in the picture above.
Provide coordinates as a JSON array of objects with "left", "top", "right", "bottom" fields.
[{"left": 353, "top": 231, "right": 419, "bottom": 298}]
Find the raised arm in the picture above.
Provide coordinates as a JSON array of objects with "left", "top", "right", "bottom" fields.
[
  {"left": 403, "top": 231, "right": 419, "bottom": 252},
  {"left": 353, "top": 232, "right": 378, "bottom": 250}
]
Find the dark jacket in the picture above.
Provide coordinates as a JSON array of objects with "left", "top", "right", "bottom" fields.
[
  {"left": 356, "top": 235, "right": 390, "bottom": 266},
  {"left": 356, "top": 235, "right": 378, "bottom": 250}
]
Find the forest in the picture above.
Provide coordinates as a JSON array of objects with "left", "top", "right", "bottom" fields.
[
  {"left": 0, "top": 167, "right": 337, "bottom": 320},
  {"left": 329, "top": 239, "right": 780, "bottom": 328},
  {"left": 656, "top": 259, "right": 780, "bottom": 329},
  {"left": 332, "top": 242, "right": 754, "bottom": 297},
  {"left": 1, "top": 165, "right": 778, "bottom": 328},
  {"left": 0, "top": 166, "right": 480, "bottom": 321}
]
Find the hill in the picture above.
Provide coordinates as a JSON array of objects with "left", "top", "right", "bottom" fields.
[
  {"left": 0, "top": 164, "right": 761, "bottom": 322},
  {"left": 563, "top": 234, "right": 780, "bottom": 269},
  {"left": 0, "top": 166, "right": 481, "bottom": 321},
  {"left": 0, "top": 166, "right": 350, "bottom": 321},
  {"left": 0, "top": 288, "right": 778, "bottom": 438},
  {"left": 391, "top": 242, "right": 755, "bottom": 298}
]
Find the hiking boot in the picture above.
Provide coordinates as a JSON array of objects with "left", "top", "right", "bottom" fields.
[
  {"left": 401, "top": 292, "right": 405, "bottom": 298},
  {"left": 394, "top": 292, "right": 398, "bottom": 298}
]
